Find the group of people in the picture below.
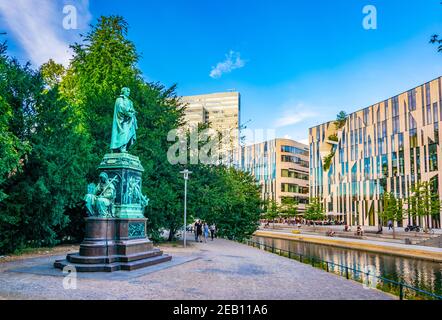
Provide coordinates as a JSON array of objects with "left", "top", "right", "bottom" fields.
[
  {"left": 193, "top": 220, "right": 217, "bottom": 243},
  {"left": 261, "top": 218, "right": 345, "bottom": 227},
  {"left": 343, "top": 224, "right": 364, "bottom": 236}
]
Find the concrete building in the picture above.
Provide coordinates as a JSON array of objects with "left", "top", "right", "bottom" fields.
[
  {"left": 309, "top": 77, "right": 442, "bottom": 228},
  {"left": 181, "top": 92, "right": 240, "bottom": 165},
  {"left": 241, "top": 138, "right": 309, "bottom": 212}
]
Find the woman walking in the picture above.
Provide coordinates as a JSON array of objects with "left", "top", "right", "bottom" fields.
[
  {"left": 194, "top": 220, "right": 199, "bottom": 242},
  {"left": 196, "top": 220, "right": 203, "bottom": 242},
  {"left": 210, "top": 223, "right": 216, "bottom": 241},
  {"left": 203, "top": 222, "right": 209, "bottom": 243}
]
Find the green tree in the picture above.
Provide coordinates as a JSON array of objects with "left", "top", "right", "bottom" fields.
[
  {"left": 280, "top": 197, "right": 298, "bottom": 220},
  {"left": 60, "top": 15, "right": 142, "bottom": 155},
  {"left": 430, "top": 35, "right": 442, "bottom": 52},
  {"left": 40, "top": 59, "right": 66, "bottom": 89},
  {"left": 0, "top": 44, "right": 30, "bottom": 202},
  {"left": 0, "top": 45, "right": 93, "bottom": 253},
  {"left": 334, "top": 111, "right": 347, "bottom": 130},
  {"left": 304, "top": 197, "right": 326, "bottom": 229},
  {"left": 323, "top": 151, "right": 335, "bottom": 171},
  {"left": 379, "top": 192, "right": 405, "bottom": 239},
  {"left": 212, "top": 168, "right": 262, "bottom": 241},
  {"left": 407, "top": 182, "right": 441, "bottom": 229},
  {"left": 264, "top": 199, "right": 280, "bottom": 228}
]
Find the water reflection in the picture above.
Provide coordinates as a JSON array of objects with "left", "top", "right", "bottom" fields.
[{"left": 253, "top": 236, "right": 442, "bottom": 297}]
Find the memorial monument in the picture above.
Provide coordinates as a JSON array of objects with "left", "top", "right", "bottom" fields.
[{"left": 54, "top": 87, "right": 172, "bottom": 272}]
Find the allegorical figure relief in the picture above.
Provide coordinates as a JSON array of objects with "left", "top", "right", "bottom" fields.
[
  {"left": 126, "top": 176, "right": 149, "bottom": 208},
  {"left": 110, "top": 87, "right": 138, "bottom": 153},
  {"left": 84, "top": 172, "right": 117, "bottom": 217}
]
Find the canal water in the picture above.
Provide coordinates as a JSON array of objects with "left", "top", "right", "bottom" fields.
[{"left": 253, "top": 236, "right": 442, "bottom": 297}]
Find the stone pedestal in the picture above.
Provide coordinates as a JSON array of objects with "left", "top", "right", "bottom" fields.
[{"left": 54, "top": 153, "right": 172, "bottom": 272}]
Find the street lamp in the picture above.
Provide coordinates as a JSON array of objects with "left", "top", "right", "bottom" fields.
[{"left": 180, "top": 169, "right": 192, "bottom": 248}]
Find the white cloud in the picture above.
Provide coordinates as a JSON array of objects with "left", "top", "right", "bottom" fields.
[
  {"left": 274, "top": 103, "right": 318, "bottom": 128},
  {"left": 210, "top": 50, "right": 246, "bottom": 79},
  {"left": 0, "top": 0, "right": 92, "bottom": 67},
  {"left": 299, "top": 138, "right": 309, "bottom": 145}
]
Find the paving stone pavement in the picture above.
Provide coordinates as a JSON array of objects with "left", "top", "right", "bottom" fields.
[{"left": 0, "top": 239, "right": 394, "bottom": 300}]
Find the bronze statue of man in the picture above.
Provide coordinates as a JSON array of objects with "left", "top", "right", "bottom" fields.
[{"left": 110, "top": 87, "right": 138, "bottom": 153}]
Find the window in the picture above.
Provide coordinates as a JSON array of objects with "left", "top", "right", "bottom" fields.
[
  {"left": 281, "top": 196, "right": 309, "bottom": 205},
  {"left": 381, "top": 155, "right": 388, "bottom": 177},
  {"left": 427, "top": 104, "right": 432, "bottom": 125},
  {"left": 392, "top": 152, "right": 398, "bottom": 176},
  {"left": 410, "top": 148, "right": 415, "bottom": 175},
  {"left": 409, "top": 129, "right": 418, "bottom": 148},
  {"left": 364, "top": 108, "right": 370, "bottom": 125},
  {"left": 281, "top": 155, "right": 309, "bottom": 168},
  {"left": 416, "top": 147, "right": 421, "bottom": 175},
  {"left": 281, "top": 169, "right": 309, "bottom": 180},
  {"left": 393, "top": 116, "right": 400, "bottom": 134},
  {"left": 382, "top": 120, "right": 387, "bottom": 138},
  {"left": 425, "top": 83, "right": 431, "bottom": 105},
  {"left": 392, "top": 96, "right": 399, "bottom": 117},
  {"left": 281, "top": 183, "right": 309, "bottom": 194},
  {"left": 281, "top": 145, "right": 309, "bottom": 156},
  {"left": 399, "top": 151, "right": 405, "bottom": 175},
  {"left": 409, "top": 115, "right": 418, "bottom": 148},
  {"left": 398, "top": 133, "right": 404, "bottom": 151},
  {"left": 408, "top": 89, "right": 417, "bottom": 111},
  {"left": 429, "top": 143, "right": 438, "bottom": 172}
]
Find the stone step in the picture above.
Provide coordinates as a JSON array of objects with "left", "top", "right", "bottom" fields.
[
  {"left": 67, "top": 248, "right": 163, "bottom": 264},
  {"left": 418, "top": 235, "right": 442, "bottom": 248},
  {"left": 54, "top": 254, "right": 172, "bottom": 272}
]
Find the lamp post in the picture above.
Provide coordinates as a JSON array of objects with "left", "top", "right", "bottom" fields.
[{"left": 180, "top": 169, "right": 192, "bottom": 248}]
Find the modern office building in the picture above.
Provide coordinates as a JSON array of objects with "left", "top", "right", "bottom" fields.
[
  {"left": 309, "top": 77, "right": 442, "bottom": 228},
  {"left": 181, "top": 92, "right": 240, "bottom": 165},
  {"left": 241, "top": 138, "right": 309, "bottom": 212}
]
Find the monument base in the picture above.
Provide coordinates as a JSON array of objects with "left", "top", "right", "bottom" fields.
[{"left": 54, "top": 218, "right": 172, "bottom": 272}]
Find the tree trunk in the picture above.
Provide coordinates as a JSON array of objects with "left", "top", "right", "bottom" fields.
[
  {"left": 168, "top": 228, "right": 175, "bottom": 242},
  {"left": 392, "top": 226, "right": 396, "bottom": 239}
]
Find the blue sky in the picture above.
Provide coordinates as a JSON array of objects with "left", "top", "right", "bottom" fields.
[{"left": 1, "top": 0, "right": 442, "bottom": 144}]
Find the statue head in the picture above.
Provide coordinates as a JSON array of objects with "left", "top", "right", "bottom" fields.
[
  {"left": 121, "top": 87, "right": 130, "bottom": 98},
  {"left": 99, "top": 172, "right": 109, "bottom": 183}
]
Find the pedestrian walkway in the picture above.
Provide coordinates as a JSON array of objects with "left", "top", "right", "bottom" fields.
[{"left": 0, "top": 239, "right": 392, "bottom": 300}]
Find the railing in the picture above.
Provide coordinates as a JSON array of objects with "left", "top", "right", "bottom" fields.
[{"left": 243, "top": 239, "right": 442, "bottom": 301}]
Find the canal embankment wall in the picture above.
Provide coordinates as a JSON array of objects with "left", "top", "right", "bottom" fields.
[{"left": 254, "top": 230, "right": 442, "bottom": 262}]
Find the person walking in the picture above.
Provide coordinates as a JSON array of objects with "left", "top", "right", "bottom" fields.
[
  {"left": 210, "top": 223, "right": 216, "bottom": 241},
  {"left": 197, "top": 221, "right": 203, "bottom": 243},
  {"left": 194, "top": 220, "right": 200, "bottom": 242},
  {"left": 388, "top": 220, "right": 393, "bottom": 230},
  {"left": 203, "top": 222, "right": 209, "bottom": 243}
]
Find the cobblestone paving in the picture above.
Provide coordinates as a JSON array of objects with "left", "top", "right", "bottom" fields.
[{"left": 0, "top": 239, "right": 393, "bottom": 300}]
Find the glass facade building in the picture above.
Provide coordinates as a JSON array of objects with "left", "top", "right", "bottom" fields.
[
  {"left": 309, "top": 77, "right": 442, "bottom": 228},
  {"left": 241, "top": 138, "right": 309, "bottom": 212}
]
